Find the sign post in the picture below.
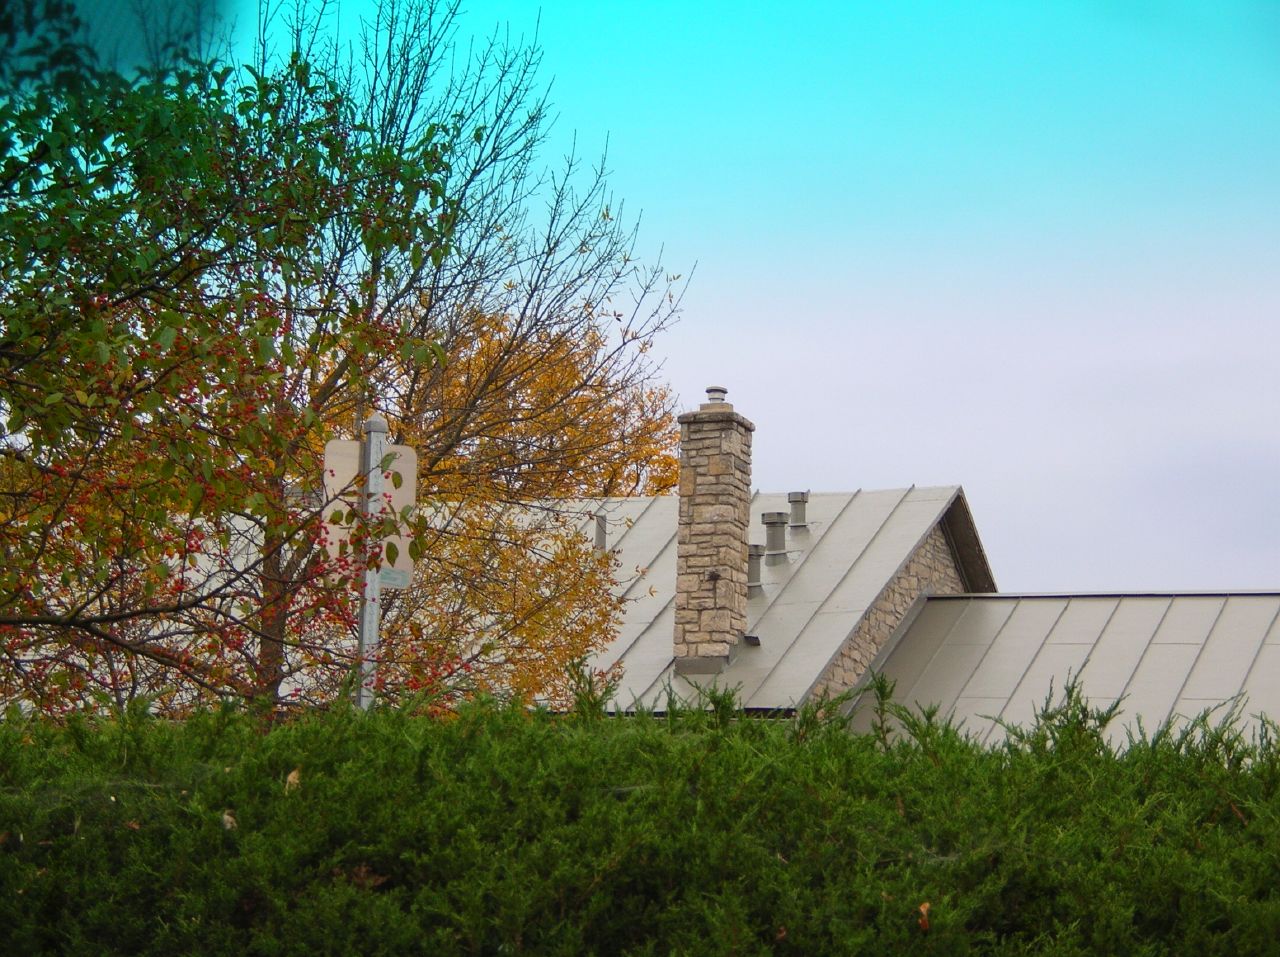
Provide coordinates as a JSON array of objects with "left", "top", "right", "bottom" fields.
[
  {"left": 356, "top": 414, "right": 388, "bottom": 709},
  {"left": 323, "top": 417, "right": 417, "bottom": 708}
]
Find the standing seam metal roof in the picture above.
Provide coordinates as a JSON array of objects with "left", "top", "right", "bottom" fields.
[
  {"left": 850, "top": 593, "right": 1280, "bottom": 743},
  {"left": 561, "top": 486, "right": 992, "bottom": 710}
]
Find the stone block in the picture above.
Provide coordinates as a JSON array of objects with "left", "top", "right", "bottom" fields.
[
  {"left": 715, "top": 579, "right": 741, "bottom": 609},
  {"left": 700, "top": 608, "right": 732, "bottom": 633},
  {"left": 675, "top": 573, "right": 702, "bottom": 595},
  {"left": 692, "top": 503, "right": 737, "bottom": 524},
  {"left": 717, "top": 545, "right": 745, "bottom": 566}
]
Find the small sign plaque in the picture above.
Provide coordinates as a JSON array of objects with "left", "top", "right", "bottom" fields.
[
  {"left": 322, "top": 439, "right": 418, "bottom": 588},
  {"left": 378, "top": 568, "right": 412, "bottom": 589}
]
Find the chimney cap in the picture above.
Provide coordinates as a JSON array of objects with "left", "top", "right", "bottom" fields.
[
  {"left": 762, "top": 511, "right": 788, "bottom": 526},
  {"left": 787, "top": 490, "right": 810, "bottom": 504},
  {"left": 679, "top": 387, "right": 755, "bottom": 429}
]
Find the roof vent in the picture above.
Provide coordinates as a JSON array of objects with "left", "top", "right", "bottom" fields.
[
  {"left": 704, "top": 385, "right": 728, "bottom": 404},
  {"left": 763, "top": 511, "right": 788, "bottom": 564},
  {"left": 788, "top": 490, "right": 809, "bottom": 528},
  {"left": 747, "top": 543, "right": 765, "bottom": 593}
]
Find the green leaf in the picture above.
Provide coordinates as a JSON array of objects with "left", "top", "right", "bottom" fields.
[
  {"left": 155, "top": 326, "right": 177, "bottom": 351},
  {"left": 384, "top": 542, "right": 398, "bottom": 567},
  {"left": 390, "top": 470, "right": 403, "bottom": 490}
]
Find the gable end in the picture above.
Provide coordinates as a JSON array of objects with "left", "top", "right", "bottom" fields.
[{"left": 806, "top": 522, "right": 968, "bottom": 700}]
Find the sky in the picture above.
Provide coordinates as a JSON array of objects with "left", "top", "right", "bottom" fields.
[
  {"left": 95, "top": 0, "right": 1280, "bottom": 593},
  {"left": 448, "top": 0, "right": 1280, "bottom": 594}
]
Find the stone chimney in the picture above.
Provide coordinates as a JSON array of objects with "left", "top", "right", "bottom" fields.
[{"left": 673, "top": 386, "right": 755, "bottom": 674}]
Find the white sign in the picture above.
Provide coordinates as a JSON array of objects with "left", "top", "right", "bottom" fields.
[{"left": 322, "top": 438, "right": 418, "bottom": 587}]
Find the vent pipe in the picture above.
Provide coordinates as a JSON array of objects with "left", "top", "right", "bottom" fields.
[
  {"left": 747, "top": 544, "right": 765, "bottom": 593},
  {"left": 594, "top": 512, "right": 607, "bottom": 552},
  {"left": 762, "top": 511, "right": 788, "bottom": 564},
  {"left": 788, "top": 490, "right": 809, "bottom": 528}
]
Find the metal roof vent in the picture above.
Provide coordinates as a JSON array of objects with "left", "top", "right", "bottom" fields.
[
  {"left": 747, "top": 544, "right": 765, "bottom": 593},
  {"left": 762, "top": 511, "right": 788, "bottom": 564},
  {"left": 704, "top": 385, "right": 728, "bottom": 404},
  {"left": 788, "top": 490, "right": 809, "bottom": 528}
]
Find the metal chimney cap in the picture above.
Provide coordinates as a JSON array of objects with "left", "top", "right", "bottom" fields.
[
  {"left": 787, "top": 491, "right": 810, "bottom": 504},
  {"left": 762, "top": 511, "right": 788, "bottom": 526},
  {"left": 748, "top": 543, "right": 766, "bottom": 556},
  {"left": 704, "top": 386, "right": 728, "bottom": 403}
]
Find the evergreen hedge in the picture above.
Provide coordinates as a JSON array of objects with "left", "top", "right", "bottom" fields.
[{"left": 3, "top": 683, "right": 1280, "bottom": 955}]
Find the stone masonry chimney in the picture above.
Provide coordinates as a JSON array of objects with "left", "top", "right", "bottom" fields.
[{"left": 673, "top": 386, "right": 755, "bottom": 674}]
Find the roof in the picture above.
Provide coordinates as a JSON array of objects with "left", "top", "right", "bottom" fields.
[
  {"left": 850, "top": 593, "right": 1280, "bottom": 743},
  {"left": 562, "top": 486, "right": 994, "bottom": 711}
]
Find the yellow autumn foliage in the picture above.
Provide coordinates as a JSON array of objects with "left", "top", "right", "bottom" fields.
[{"left": 368, "top": 307, "right": 677, "bottom": 707}]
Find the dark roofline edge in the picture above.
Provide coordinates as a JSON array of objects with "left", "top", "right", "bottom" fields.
[{"left": 940, "top": 489, "right": 998, "bottom": 594}]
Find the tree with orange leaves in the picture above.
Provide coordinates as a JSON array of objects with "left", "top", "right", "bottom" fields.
[{"left": 366, "top": 306, "right": 678, "bottom": 708}]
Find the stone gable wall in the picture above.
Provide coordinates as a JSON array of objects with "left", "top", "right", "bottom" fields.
[{"left": 808, "top": 523, "right": 965, "bottom": 699}]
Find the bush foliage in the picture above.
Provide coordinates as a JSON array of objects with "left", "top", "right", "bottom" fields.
[{"left": 3, "top": 684, "right": 1280, "bottom": 955}]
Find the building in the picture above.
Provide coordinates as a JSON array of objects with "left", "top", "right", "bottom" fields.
[{"left": 570, "top": 388, "right": 1280, "bottom": 742}]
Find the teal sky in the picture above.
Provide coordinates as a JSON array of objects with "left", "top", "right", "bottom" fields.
[{"left": 224, "top": 2, "right": 1280, "bottom": 589}]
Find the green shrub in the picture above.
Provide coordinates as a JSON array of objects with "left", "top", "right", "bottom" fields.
[{"left": 2, "top": 684, "right": 1279, "bottom": 955}]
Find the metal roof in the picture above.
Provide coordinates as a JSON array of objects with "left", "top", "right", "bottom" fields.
[
  {"left": 560, "top": 486, "right": 992, "bottom": 711},
  {"left": 850, "top": 593, "right": 1280, "bottom": 743}
]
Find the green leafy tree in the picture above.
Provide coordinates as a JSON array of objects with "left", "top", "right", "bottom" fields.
[{"left": 0, "top": 35, "right": 456, "bottom": 712}]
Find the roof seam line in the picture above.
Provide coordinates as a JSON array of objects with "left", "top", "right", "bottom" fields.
[
  {"left": 987, "top": 598, "right": 1072, "bottom": 745},
  {"left": 1238, "top": 602, "right": 1280, "bottom": 706},
  {"left": 740, "top": 489, "right": 871, "bottom": 703},
  {"left": 1117, "top": 597, "right": 1176, "bottom": 728}
]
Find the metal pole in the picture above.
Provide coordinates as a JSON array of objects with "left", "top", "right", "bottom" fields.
[{"left": 356, "top": 414, "right": 388, "bottom": 709}]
